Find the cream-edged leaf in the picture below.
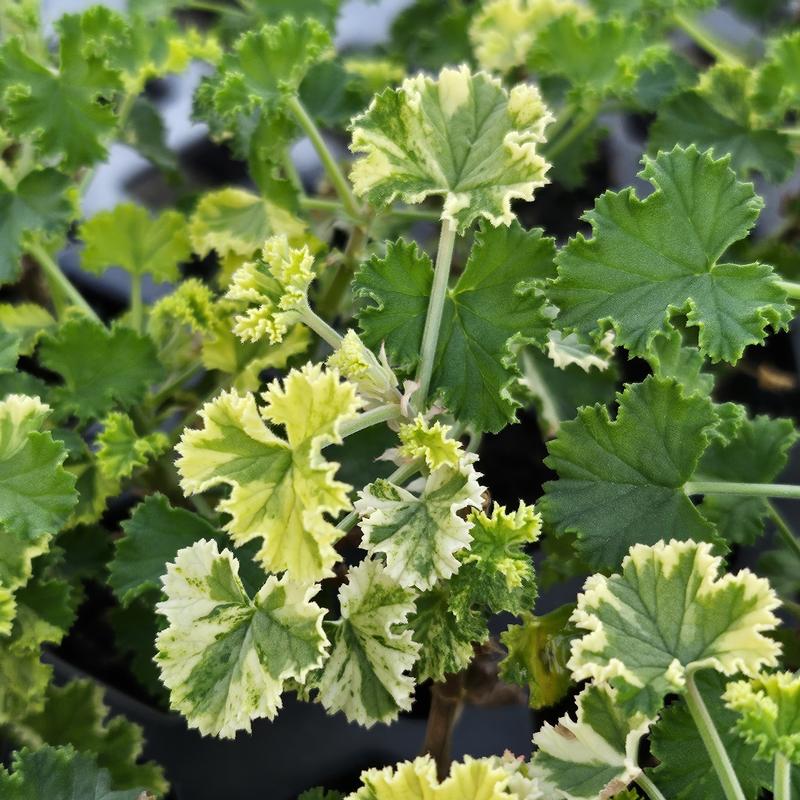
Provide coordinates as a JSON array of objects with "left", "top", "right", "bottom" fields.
[
  {"left": 396, "top": 415, "right": 463, "bottom": 471},
  {"left": 350, "top": 65, "right": 552, "bottom": 231},
  {"left": 315, "top": 559, "right": 419, "bottom": 727},
  {"left": 569, "top": 539, "right": 781, "bottom": 715},
  {"left": 176, "top": 364, "right": 360, "bottom": 583},
  {"left": 156, "top": 539, "right": 328, "bottom": 738}
]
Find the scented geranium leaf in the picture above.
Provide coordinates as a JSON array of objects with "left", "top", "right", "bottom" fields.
[
  {"left": 0, "top": 169, "right": 73, "bottom": 284},
  {"left": 316, "top": 559, "right": 419, "bottom": 727},
  {"left": 696, "top": 413, "right": 798, "bottom": 545},
  {"left": 541, "top": 376, "right": 718, "bottom": 568},
  {"left": 355, "top": 455, "right": 483, "bottom": 591},
  {"left": 0, "top": 745, "right": 148, "bottom": 800},
  {"left": 649, "top": 671, "right": 772, "bottom": 800},
  {"left": 469, "top": 0, "right": 587, "bottom": 74},
  {"left": 226, "top": 235, "right": 314, "bottom": 344},
  {"left": 108, "top": 494, "right": 217, "bottom": 606},
  {"left": 545, "top": 330, "right": 614, "bottom": 373},
  {"left": 326, "top": 330, "right": 400, "bottom": 408},
  {"left": 449, "top": 502, "right": 540, "bottom": 619},
  {"left": 348, "top": 754, "right": 512, "bottom": 800},
  {"left": 350, "top": 65, "right": 552, "bottom": 231},
  {"left": 18, "top": 680, "right": 167, "bottom": 796},
  {"left": 724, "top": 671, "right": 800, "bottom": 764},
  {"left": 569, "top": 539, "right": 781, "bottom": 716},
  {"left": 532, "top": 684, "right": 654, "bottom": 800},
  {"left": 0, "top": 13, "right": 122, "bottom": 169},
  {"left": 409, "top": 587, "right": 484, "bottom": 682},
  {"left": 79, "top": 204, "right": 191, "bottom": 283},
  {"left": 753, "top": 31, "right": 800, "bottom": 121},
  {"left": 396, "top": 415, "right": 462, "bottom": 471},
  {"left": 189, "top": 188, "right": 306, "bottom": 261},
  {"left": 500, "top": 604, "right": 575, "bottom": 710},
  {"left": 96, "top": 412, "right": 169, "bottom": 482},
  {"left": 176, "top": 364, "right": 360, "bottom": 582},
  {"left": 156, "top": 539, "right": 328, "bottom": 738},
  {"left": 644, "top": 330, "right": 714, "bottom": 396},
  {"left": 650, "top": 66, "right": 795, "bottom": 182},
  {"left": 39, "top": 318, "right": 164, "bottom": 423},
  {"left": 355, "top": 223, "right": 555, "bottom": 432},
  {"left": 0, "top": 304, "right": 56, "bottom": 359},
  {"left": 551, "top": 146, "right": 792, "bottom": 364}
]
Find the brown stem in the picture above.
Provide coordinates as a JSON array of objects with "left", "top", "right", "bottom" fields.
[{"left": 421, "top": 672, "right": 464, "bottom": 781}]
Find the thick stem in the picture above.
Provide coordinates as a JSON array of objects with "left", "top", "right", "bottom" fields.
[
  {"left": 636, "top": 773, "right": 668, "bottom": 800},
  {"left": 338, "top": 404, "right": 402, "bottom": 439},
  {"left": 766, "top": 502, "right": 800, "bottom": 561},
  {"left": 421, "top": 673, "right": 464, "bottom": 781},
  {"left": 28, "top": 242, "right": 100, "bottom": 323},
  {"left": 130, "top": 273, "right": 143, "bottom": 333},
  {"left": 414, "top": 218, "right": 457, "bottom": 408},
  {"left": 297, "top": 303, "right": 343, "bottom": 349},
  {"left": 775, "top": 754, "right": 792, "bottom": 800},
  {"left": 685, "top": 672, "right": 746, "bottom": 800},
  {"left": 673, "top": 12, "right": 744, "bottom": 66},
  {"left": 285, "top": 94, "right": 362, "bottom": 220},
  {"left": 777, "top": 279, "right": 800, "bottom": 300},
  {"left": 684, "top": 480, "right": 800, "bottom": 500}
]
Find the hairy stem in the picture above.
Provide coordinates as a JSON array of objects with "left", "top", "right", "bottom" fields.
[
  {"left": 129, "top": 273, "right": 143, "bottom": 333},
  {"left": 766, "top": 502, "right": 800, "bottom": 561},
  {"left": 28, "top": 241, "right": 100, "bottom": 323},
  {"left": 684, "top": 480, "right": 800, "bottom": 500},
  {"left": 286, "top": 94, "right": 362, "bottom": 220},
  {"left": 685, "top": 672, "right": 746, "bottom": 800},
  {"left": 415, "top": 218, "right": 457, "bottom": 408},
  {"left": 673, "top": 11, "right": 744, "bottom": 66},
  {"left": 338, "top": 404, "right": 403, "bottom": 439},
  {"left": 636, "top": 773, "right": 668, "bottom": 800},
  {"left": 777, "top": 279, "right": 800, "bottom": 300},
  {"left": 774, "top": 753, "right": 792, "bottom": 800},
  {"left": 298, "top": 302, "right": 343, "bottom": 349},
  {"left": 421, "top": 673, "right": 464, "bottom": 781}
]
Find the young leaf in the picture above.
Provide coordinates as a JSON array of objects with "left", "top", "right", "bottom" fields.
[
  {"left": 355, "top": 223, "right": 555, "bottom": 432},
  {"left": 753, "top": 31, "right": 800, "bottom": 121},
  {"left": 156, "top": 539, "right": 328, "bottom": 738},
  {"left": 79, "top": 204, "right": 191, "bottom": 283},
  {"left": 356, "top": 455, "right": 483, "bottom": 591},
  {"left": 96, "top": 412, "right": 169, "bottom": 482},
  {"left": 0, "top": 745, "right": 148, "bottom": 800},
  {"left": 315, "top": 559, "right": 419, "bottom": 727},
  {"left": 532, "top": 684, "right": 654, "bottom": 800},
  {"left": 396, "top": 415, "right": 463, "bottom": 471},
  {"left": 570, "top": 539, "right": 781, "bottom": 715},
  {"left": 176, "top": 365, "right": 360, "bottom": 582},
  {"left": 350, "top": 65, "right": 552, "bottom": 231},
  {"left": 39, "top": 318, "right": 164, "bottom": 423},
  {"left": 723, "top": 671, "right": 800, "bottom": 764},
  {"left": 551, "top": 145, "right": 792, "bottom": 364},
  {"left": 542, "top": 376, "right": 719, "bottom": 568},
  {"left": 326, "top": 330, "right": 400, "bottom": 408},
  {"left": 0, "top": 170, "right": 73, "bottom": 284}
]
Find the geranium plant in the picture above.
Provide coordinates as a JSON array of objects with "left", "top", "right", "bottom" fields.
[{"left": 0, "top": 0, "right": 799, "bottom": 798}]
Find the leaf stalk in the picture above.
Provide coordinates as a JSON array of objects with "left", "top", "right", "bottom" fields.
[
  {"left": 338, "top": 404, "right": 403, "bottom": 439},
  {"left": 635, "top": 773, "right": 668, "bottom": 800},
  {"left": 774, "top": 753, "right": 792, "bottom": 800},
  {"left": 673, "top": 12, "right": 744, "bottom": 67},
  {"left": 684, "top": 480, "right": 800, "bottom": 500},
  {"left": 777, "top": 279, "right": 800, "bottom": 300}
]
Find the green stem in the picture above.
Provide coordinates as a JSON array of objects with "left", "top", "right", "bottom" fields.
[
  {"left": 777, "top": 279, "right": 800, "bottom": 300},
  {"left": 298, "top": 302, "right": 343, "bottom": 349},
  {"left": 545, "top": 103, "right": 576, "bottom": 143},
  {"left": 182, "top": 0, "right": 248, "bottom": 16},
  {"left": 129, "top": 273, "right": 143, "bottom": 333},
  {"left": 299, "top": 196, "right": 438, "bottom": 222},
  {"left": 285, "top": 94, "right": 362, "bottom": 221},
  {"left": 766, "top": 502, "right": 800, "bottom": 561},
  {"left": 282, "top": 149, "right": 304, "bottom": 193},
  {"left": 544, "top": 101, "right": 600, "bottom": 161},
  {"left": 415, "top": 218, "right": 457, "bottom": 408},
  {"left": 673, "top": 11, "right": 744, "bottom": 66},
  {"left": 27, "top": 241, "right": 100, "bottom": 323},
  {"left": 636, "top": 773, "right": 668, "bottom": 800},
  {"left": 684, "top": 480, "right": 800, "bottom": 500},
  {"left": 300, "top": 196, "right": 347, "bottom": 215},
  {"left": 775, "top": 754, "right": 791, "bottom": 800},
  {"left": 150, "top": 363, "right": 204, "bottom": 407},
  {"left": 338, "top": 404, "right": 403, "bottom": 439},
  {"left": 685, "top": 672, "right": 746, "bottom": 800}
]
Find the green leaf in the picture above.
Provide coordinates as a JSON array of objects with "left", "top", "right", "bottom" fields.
[
  {"left": 17, "top": 680, "right": 167, "bottom": 796},
  {"left": 650, "top": 66, "right": 796, "bottom": 182},
  {"left": 39, "top": 318, "right": 164, "bottom": 423},
  {"left": 0, "top": 745, "right": 148, "bottom": 799},
  {"left": 696, "top": 413, "right": 798, "bottom": 545},
  {"left": 649, "top": 671, "right": 772, "bottom": 800},
  {"left": 570, "top": 539, "right": 781, "bottom": 716},
  {"left": 0, "top": 304, "right": 56, "bottom": 365},
  {"left": 298, "top": 789, "right": 344, "bottom": 800},
  {"left": 551, "top": 145, "right": 792, "bottom": 364},
  {"left": 108, "top": 493, "right": 217, "bottom": 606},
  {"left": 122, "top": 97, "right": 177, "bottom": 172},
  {"left": 96, "top": 412, "right": 168, "bottom": 482},
  {"left": 156, "top": 538, "right": 328, "bottom": 738},
  {"left": 0, "top": 170, "right": 73, "bottom": 285},
  {"left": 355, "top": 222, "right": 555, "bottom": 432},
  {"left": 500, "top": 604, "right": 574, "bottom": 710},
  {"left": 753, "top": 31, "right": 800, "bottom": 121},
  {"left": 350, "top": 66, "right": 552, "bottom": 231},
  {"left": 0, "top": 13, "right": 122, "bottom": 169},
  {"left": 355, "top": 456, "right": 483, "bottom": 591},
  {"left": 532, "top": 683, "right": 654, "bottom": 800},
  {"left": 79, "top": 204, "right": 191, "bottom": 283},
  {"left": 542, "top": 376, "right": 719, "bottom": 568},
  {"left": 724, "top": 671, "right": 800, "bottom": 765},
  {"left": 644, "top": 330, "right": 714, "bottom": 396},
  {"left": 315, "top": 559, "right": 419, "bottom": 727},
  {"left": 176, "top": 365, "right": 360, "bottom": 583}
]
